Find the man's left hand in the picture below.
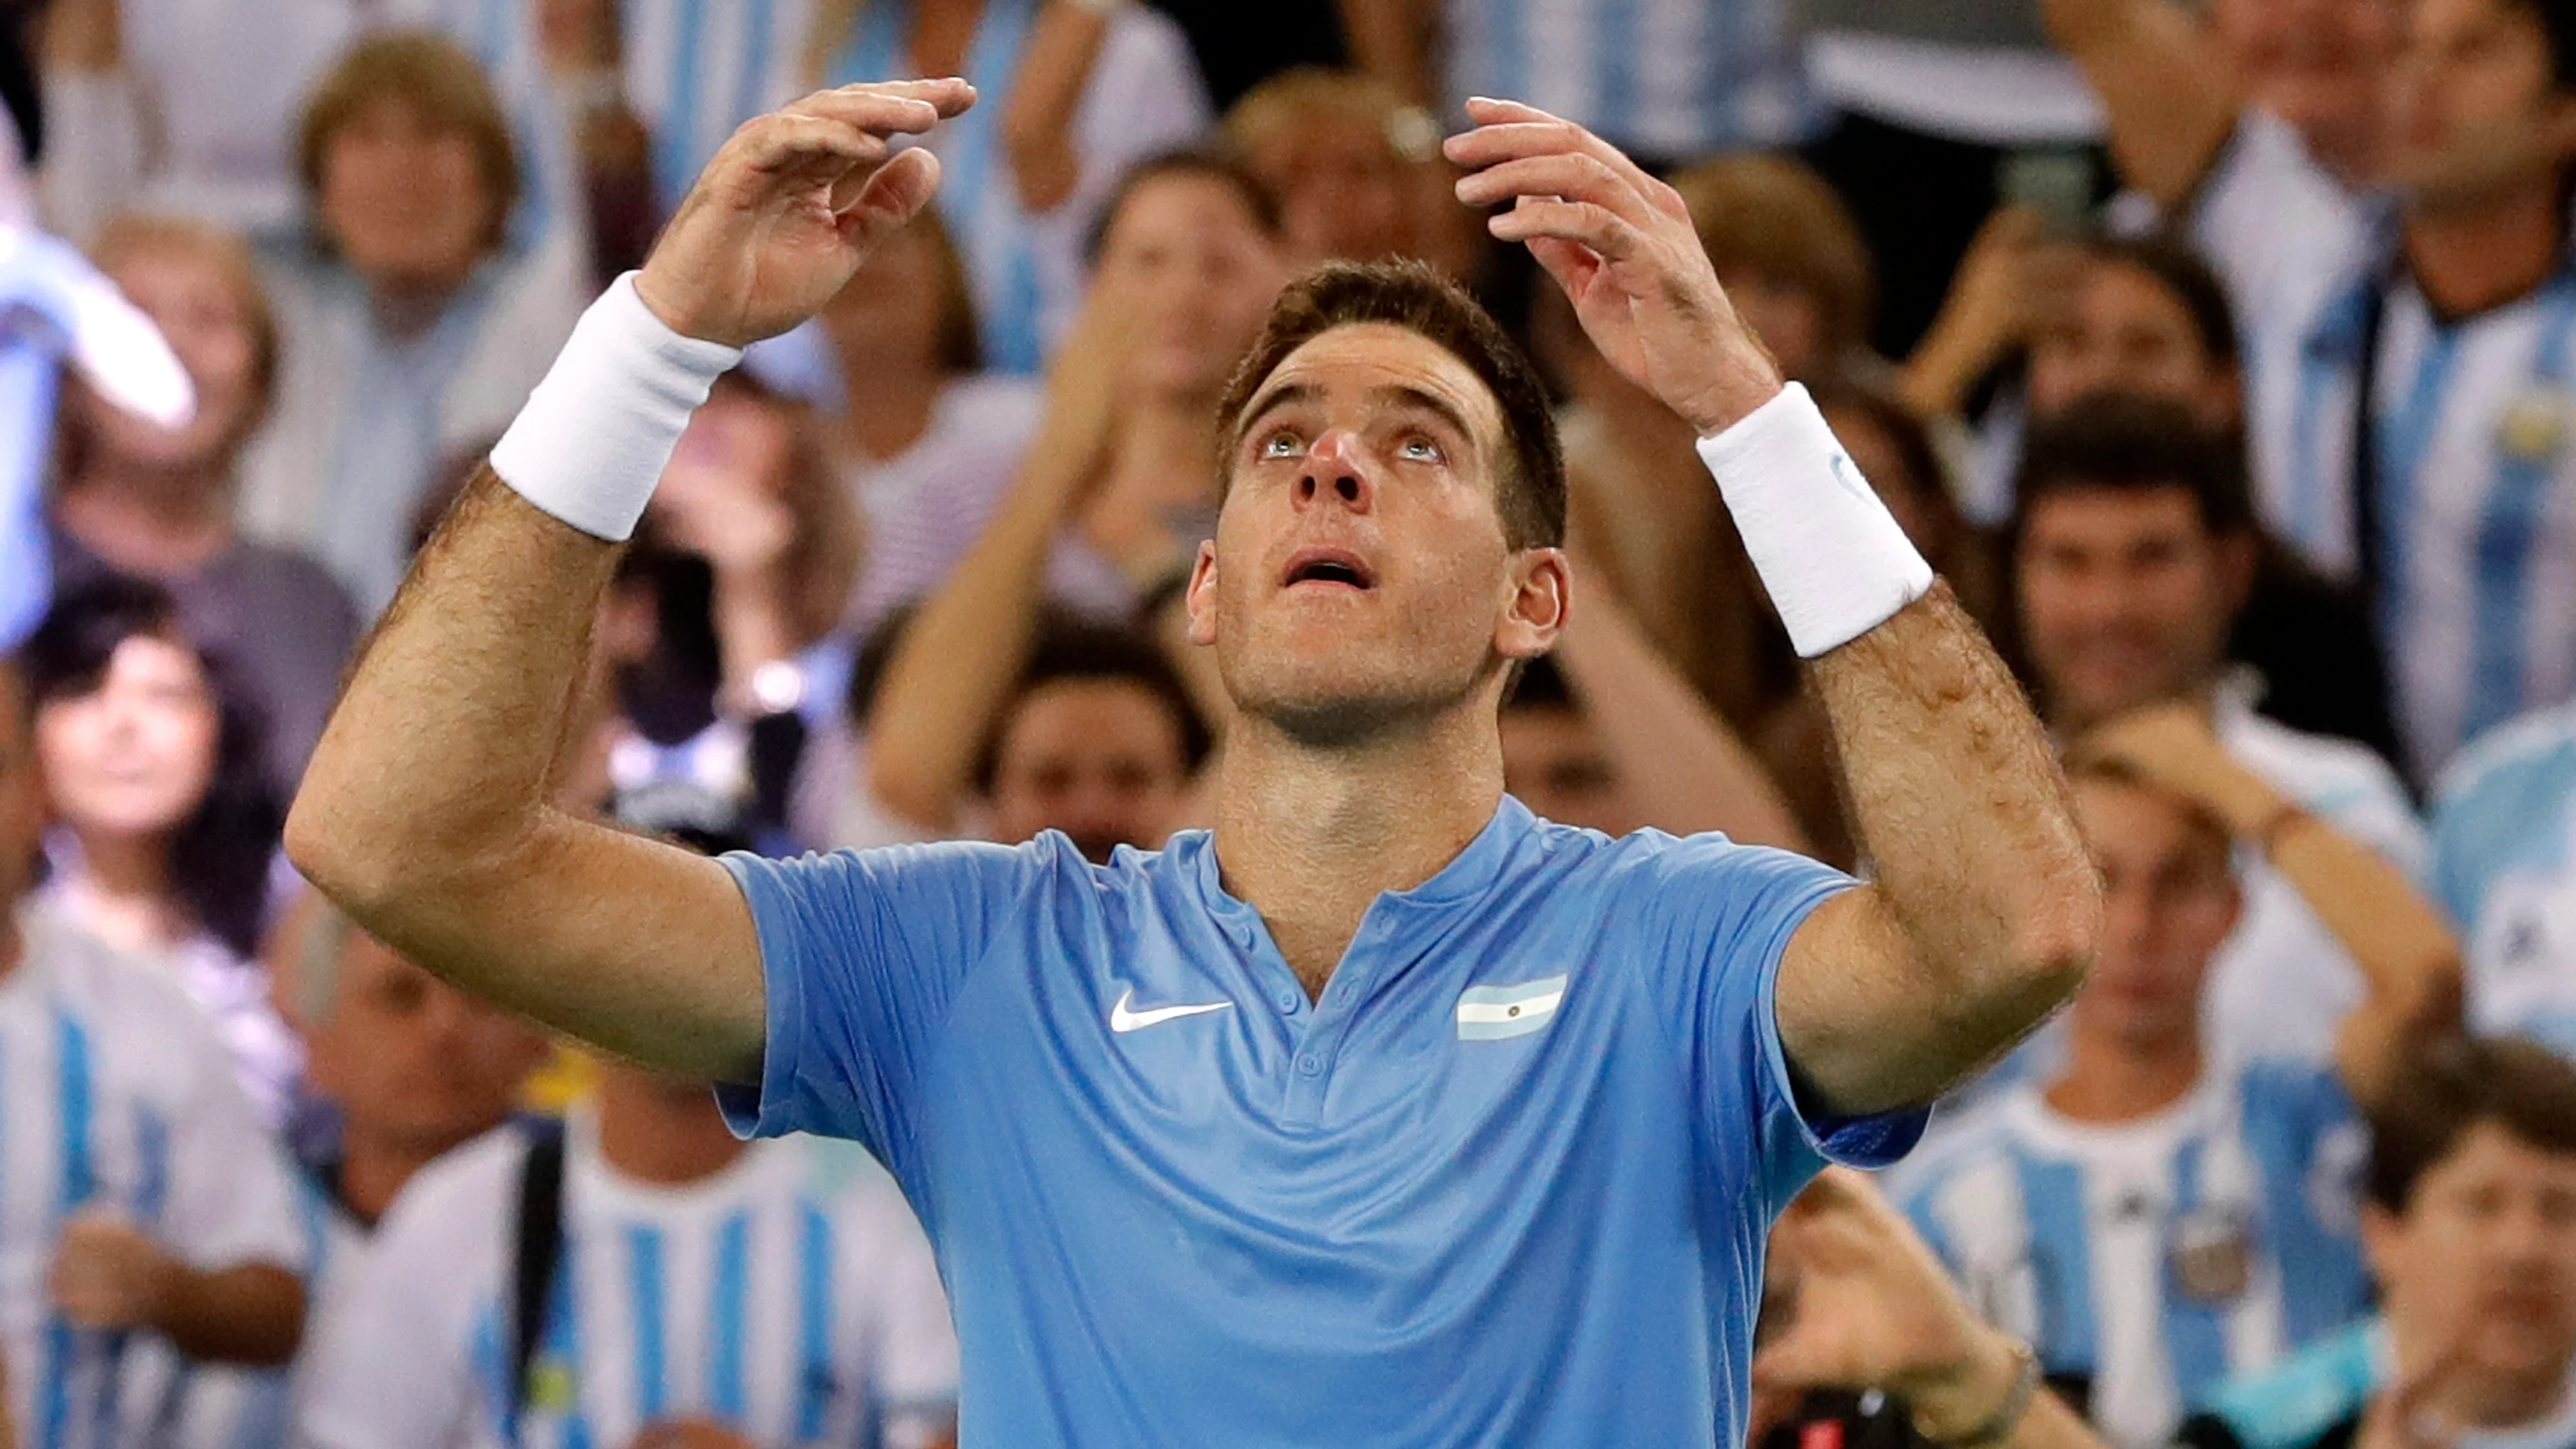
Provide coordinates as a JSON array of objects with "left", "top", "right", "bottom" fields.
[
  {"left": 1445, "top": 99, "right": 1782, "bottom": 435},
  {"left": 48, "top": 1213, "right": 178, "bottom": 1331}
]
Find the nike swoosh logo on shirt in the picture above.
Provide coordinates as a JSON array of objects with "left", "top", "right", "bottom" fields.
[{"left": 1109, "top": 988, "right": 1233, "bottom": 1033}]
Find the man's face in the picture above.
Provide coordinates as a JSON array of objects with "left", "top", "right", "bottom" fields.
[
  {"left": 303, "top": 927, "right": 549, "bottom": 1155},
  {"left": 1190, "top": 323, "right": 1566, "bottom": 744},
  {"left": 989, "top": 678, "right": 1191, "bottom": 862},
  {"left": 2368, "top": 1123, "right": 2576, "bottom": 1391},
  {"left": 0, "top": 670, "right": 41, "bottom": 916},
  {"left": 2067, "top": 776, "right": 2240, "bottom": 1053},
  {"left": 2384, "top": 0, "right": 2576, "bottom": 206},
  {"left": 2212, "top": 0, "right": 2400, "bottom": 159},
  {"left": 2028, "top": 262, "right": 2237, "bottom": 426},
  {"left": 2018, "top": 486, "right": 2244, "bottom": 729},
  {"left": 1501, "top": 702, "right": 1645, "bottom": 836},
  {"left": 318, "top": 96, "right": 497, "bottom": 290},
  {"left": 1094, "top": 174, "right": 1285, "bottom": 401}
]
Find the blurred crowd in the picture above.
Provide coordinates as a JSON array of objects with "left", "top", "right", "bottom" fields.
[{"left": 0, "top": 0, "right": 2571, "bottom": 1446}]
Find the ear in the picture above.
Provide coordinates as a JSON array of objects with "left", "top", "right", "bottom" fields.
[
  {"left": 1184, "top": 540, "right": 1220, "bottom": 648},
  {"left": 1498, "top": 547, "right": 1572, "bottom": 660}
]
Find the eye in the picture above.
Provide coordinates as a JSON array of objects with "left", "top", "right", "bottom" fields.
[
  {"left": 1399, "top": 433, "right": 1445, "bottom": 464},
  {"left": 1258, "top": 430, "right": 1303, "bottom": 460}
]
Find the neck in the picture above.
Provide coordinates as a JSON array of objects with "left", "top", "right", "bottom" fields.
[
  {"left": 62, "top": 830, "right": 186, "bottom": 950},
  {"left": 333, "top": 1121, "right": 474, "bottom": 1223},
  {"left": 367, "top": 271, "right": 468, "bottom": 340},
  {"left": 2045, "top": 1019, "right": 2204, "bottom": 1123},
  {"left": 2404, "top": 175, "right": 2567, "bottom": 317},
  {"left": 831, "top": 355, "right": 945, "bottom": 464},
  {"left": 55, "top": 457, "right": 237, "bottom": 575},
  {"left": 2415, "top": 1356, "right": 2572, "bottom": 1433},
  {"left": 1211, "top": 703, "right": 1506, "bottom": 996},
  {"left": 594, "top": 1072, "right": 749, "bottom": 1187},
  {"left": 1109, "top": 394, "right": 1221, "bottom": 491},
  {"left": 2048, "top": 677, "right": 2219, "bottom": 744}
]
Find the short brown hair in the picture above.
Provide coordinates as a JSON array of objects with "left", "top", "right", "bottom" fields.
[
  {"left": 1670, "top": 155, "right": 1874, "bottom": 364},
  {"left": 2367, "top": 1036, "right": 2576, "bottom": 1213},
  {"left": 1215, "top": 260, "right": 1567, "bottom": 550},
  {"left": 296, "top": 33, "right": 520, "bottom": 249}
]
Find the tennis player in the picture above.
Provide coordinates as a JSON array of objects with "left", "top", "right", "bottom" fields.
[{"left": 286, "top": 77, "right": 2101, "bottom": 1447}]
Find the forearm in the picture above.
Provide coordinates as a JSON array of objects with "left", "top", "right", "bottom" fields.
[
  {"left": 1000, "top": 3, "right": 1105, "bottom": 214},
  {"left": 2038, "top": 0, "right": 2235, "bottom": 206},
  {"left": 153, "top": 1262, "right": 303, "bottom": 1365},
  {"left": 867, "top": 457, "right": 1084, "bottom": 827},
  {"left": 1811, "top": 588, "right": 2098, "bottom": 1076},
  {"left": 40, "top": 0, "right": 119, "bottom": 72},
  {"left": 1552, "top": 580, "right": 1807, "bottom": 851},
  {"left": 1337, "top": 0, "right": 1434, "bottom": 105}
]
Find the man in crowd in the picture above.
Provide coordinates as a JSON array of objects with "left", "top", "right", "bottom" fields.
[
  {"left": 2429, "top": 696, "right": 2576, "bottom": 1060},
  {"left": 1894, "top": 734, "right": 2458, "bottom": 1447},
  {"left": 2011, "top": 394, "right": 2423, "bottom": 1070},
  {"left": 0, "top": 658, "right": 307, "bottom": 1446},
  {"left": 2049, "top": 0, "right": 2576, "bottom": 780}
]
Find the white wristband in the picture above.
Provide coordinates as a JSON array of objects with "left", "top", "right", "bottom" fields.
[
  {"left": 489, "top": 273, "right": 742, "bottom": 541},
  {"left": 1695, "top": 383, "right": 1933, "bottom": 658}
]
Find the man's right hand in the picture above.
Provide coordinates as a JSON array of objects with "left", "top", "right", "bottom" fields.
[{"left": 635, "top": 79, "right": 976, "bottom": 348}]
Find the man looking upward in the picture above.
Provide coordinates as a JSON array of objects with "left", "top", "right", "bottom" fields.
[{"left": 284, "top": 79, "right": 2101, "bottom": 1447}]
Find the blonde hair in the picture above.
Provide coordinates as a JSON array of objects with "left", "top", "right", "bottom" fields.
[
  {"left": 1670, "top": 155, "right": 1875, "bottom": 362},
  {"left": 1221, "top": 67, "right": 1435, "bottom": 164},
  {"left": 296, "top": 32, "right": 520, "bottom": 251},
  {"left": 86, "top": 213, "right": 280, "bottom": 413}
]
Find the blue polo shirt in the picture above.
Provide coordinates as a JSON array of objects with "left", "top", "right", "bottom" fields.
[{"left": 718, "top": 795, "right": 1925, "bottom": 1448}]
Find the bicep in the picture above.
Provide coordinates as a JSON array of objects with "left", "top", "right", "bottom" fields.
[
  {"left": 379, "top": 814, "right": 766, "bottom": 1082},
  {"left": 1775, "top": 886, "right": 2063, "bottom": 1117}
]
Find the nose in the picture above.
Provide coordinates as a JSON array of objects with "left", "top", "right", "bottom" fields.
[{"left": 1295, "top": 428, "right": 1375, "bottom": 514}]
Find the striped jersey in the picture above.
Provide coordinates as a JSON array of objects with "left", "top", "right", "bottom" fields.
[
  {"left": 618, "top": 0, "right": 816, "bottom": 217},
  {"left": 296, "top": 1114, "right": 959, "bottom": 1449},
  {"left": 1892, "top": 1069, "right": 2374, "bottom": 1449},
  {"left": 0, "top": 902, "right": 309, "bottom": 1449},
  {"left": 2196, "top": 112, "right": 2576, "bottom": 780},
  {"left": 2429, "top": 698, "right": 2576, "bottom": 1057},
  {"left": 1440, "top": 0, "right": 1812, "bottom": 160},
  {"left": 819, "top": 0, "right": 1211, "bottom": 372}
]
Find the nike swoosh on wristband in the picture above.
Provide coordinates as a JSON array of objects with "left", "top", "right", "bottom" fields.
[{"left": 1109, "top": 988, "right": 1234, "bottom": 1033}]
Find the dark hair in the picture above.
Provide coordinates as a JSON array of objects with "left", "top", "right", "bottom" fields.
[
  {"left": 2366, "top": 1036, "right": 2576, "bottom": 1213},
  {"left": 1084, "top": 148, "right": 1282, "bottom": 265},
  {"left": 2077, "top": 235, "right": 2240, "bottom": 368},
  {"left": 2515, "top": 0, "right": 2576, "bottom": 90},
  {"left": 1502, "top": 653, "right": 1575, "bottom": 712},
  {"left": 20, "top": 576, "right": 280, "bottom": 958},
  {"left": 1218, "top": 260, "right": 1568, "bottom": 550},
  {"left": 2012, "top": 391, "right": 2253, "bottom": 544},
  {"left": 973, "top": 610, "right": 1214, "bottom": 792}
]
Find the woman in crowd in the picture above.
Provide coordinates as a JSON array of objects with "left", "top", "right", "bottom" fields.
[
  {"left": 21, "top": 575, "right": 301, "bottom": 1130},
  {"left": 46, "top": 214, "right": 358, "bottom": 802},
  {"left": 237, "top": 32, "right": 585, "bottom": 616}
]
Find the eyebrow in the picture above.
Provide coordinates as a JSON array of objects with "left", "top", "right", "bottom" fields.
[{"left": 1230, "top": 380, "right": 1483, "bottom": 454}]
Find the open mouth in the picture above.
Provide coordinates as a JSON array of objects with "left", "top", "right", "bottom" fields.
[{"left": 1282, "top": 547, "right": 1377, "bottom": 591}]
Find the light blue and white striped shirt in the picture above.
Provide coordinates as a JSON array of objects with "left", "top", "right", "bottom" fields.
[
  {"left": 819, "top": 0, "right": 1209, "bottom": 372},
  {"left": 1892, "top": 1070, "right": 2373, "bottom": 1449},
  {"left": 297, "top": 1116, "right": 959, "bottom": 1449},
  {"left": 1441, "top": 0, "right": 1813, "bottom": 159},
  {"left": 618, "top": 0, "right": 816, "bottom": 218},
  {"left": 2196, "top": 113, "right": 2576, "bottom": 780},
  {"left": 0, "top": 904, "right": 309, "bottom": 1449},
  {"left": 2429, "top": 699, "right": 2576, "bottom": 1058}
]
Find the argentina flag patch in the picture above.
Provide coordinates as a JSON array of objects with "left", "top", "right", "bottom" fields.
[{"left": 1455, "top": 974, "right": 1568, "bottom": 1041}]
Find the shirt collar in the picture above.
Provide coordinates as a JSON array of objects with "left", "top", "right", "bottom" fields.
[{"left": 1176, "top": 794, "right": 1540, "bottom": 926}]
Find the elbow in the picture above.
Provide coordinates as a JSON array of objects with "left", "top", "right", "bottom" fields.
[{"left": 2007, "top": 867, "right": 2103, "bottom": 1011}]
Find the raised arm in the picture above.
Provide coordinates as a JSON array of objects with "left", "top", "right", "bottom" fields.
[
  {"left": 2073, "top": 702, "right": 2462, "bottom": 1108},
  {"left": 284, "top": 80, "right": 977, "bottom": 1081},
  {"left": 2039, "top": 0, "right": 2239, "bottom": 207},
  {"left": 1446, "top": 101, "right": 2099, "bottom": 1120}
]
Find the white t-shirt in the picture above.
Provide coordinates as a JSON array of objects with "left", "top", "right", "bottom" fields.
[
  {"left": 0, "top": 901, "right": 308, "bottom": 1449},
  {"left": 297, "top": 1116, "right": 958, "bottom": 1449}
]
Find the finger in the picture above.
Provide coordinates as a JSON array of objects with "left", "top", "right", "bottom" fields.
[
  {"left": 1454, "top": 153, "right": 1658, "bottom": 227},
  {"left": 729, "top": 114, "right": 891, "bottom": 190},
  {"left": 1489, "top": 197, "right": 1643, "bottom": 262},
  {"left": 1444, "top": 108, "right": 1680, "bottom": 220},
  {"left": 841, "top": 147, "right": 943, "bottom": 233},
  {"left": 787, "top": 77, "right": 977, "bottom": 130}
]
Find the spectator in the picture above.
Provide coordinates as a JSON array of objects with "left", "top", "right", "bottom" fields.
[
  {"left": 2176, "top": 1039, "right": 2576, "bottom": 1449},
  {"left": 236, "top": 33, "right": 586, "bottom": 614},
  {"left": 1424, "top": 0, "right": 1814, "bottom": 164},
  {"left": 2428, "top": 696, "right": 2576, "bottom": 1060},
  {"left": 2051, "top": 0, "right": 2576, "bottom": 780},
  {"left": 299, "top": 1048, "right": 958, "bottom": 1447},
  {"left": 45, "top": 214, "right": 360, "bottom": 799},
  {"left": 0, "top": 652, "right": 306, "bottom": 1442},
  {"left": 2011, "top": 396, "right": 2423, "bottom": 1069},
  {"left": 828, "top": 208, "right": 1046, "bottom": 639},
  {"left": 812, "top": 0, "right": 1212, "bottom": 372},
  {"left": 1673, "top": 154, "right": 1877, "bottom": 385},
  {"left": 1892, "top": 735, "right": 2457, "bottom": 1448},
  {"left": 1221, "top": 67, "right": 1468, "bottom": 274},
  {"left": 21, "top": 576, "right": 303, "bottom": 1130}
]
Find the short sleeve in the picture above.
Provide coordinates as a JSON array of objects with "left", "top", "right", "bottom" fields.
[
  {"left": 161, "top": 997, "right": 306, "bottom": 1274},
  {"left": 716, "top": 838, "right": 1055, "bottom": 1169},
  {"left": 1628, "top": 837, "right": 1928, "bottom": 1201}
]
